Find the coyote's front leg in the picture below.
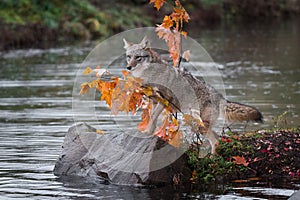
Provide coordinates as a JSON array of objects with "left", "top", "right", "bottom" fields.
[{"left": 142, "top": 103, "right": 164, "bottom": 135}]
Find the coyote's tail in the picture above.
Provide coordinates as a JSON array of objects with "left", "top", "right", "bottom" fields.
[{"left": 225, "top": 101, "right": 263, "bottom": 123}]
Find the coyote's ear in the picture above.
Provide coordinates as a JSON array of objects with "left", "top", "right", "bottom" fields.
[
  {"left": 140, "top": 36, "right": 149, "bottom": 49},
  {"left": 123, "top": 38, "right": 132, "bottom": 49}
]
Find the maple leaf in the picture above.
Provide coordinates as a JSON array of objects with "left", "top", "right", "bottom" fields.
[
  {"left": 232, "top": 156, "right": 249, "bottom": 167},
  {"left": 161, "top": 15, "right": 174, "bottom": 29},
  {"left": 154, "top": 115, "right": 169, "bottom": 139},
  {"left": 181, "top": 31, "right": 187, "bottom": 37},
  {"left": 128, "top": 91, "right": 143, "bottom": 114},
  {"left": 182, "top": 50, "right": 190, "bottom": 61},
  {"left": 122, "top": 69, "right": 130, "bottom": 78},
  {"left": 183, "top": 113, "right": 204, "bottom": 129},
  {"left": 80, "top": 82, "right": 91, "bottom": 95},
  {"left": 94, "top": 68, "right": 107, "bottom": 78},
  {"left": 99, "top": 81, "right": 117, "bottom": 108},
  {"left": 171, "top": 0, "right": 190, "bottom": 23},
  {"left": 149, "top": 0, "right": 166, "bottom": 10},
  {"left": 156, "top": 26, "right": 181, "bottom": 66},
  {"left": 82, "top": 67, "right": 93, "bottom": 75},
  {"left": 141, "top": 86, "right": 153, "bottom": 97},
  {"left": 138, "top": 103, "right": 152, "bottom": 131},
  {"left": 96, "top": 129, "right": 105, "bottom": 134},
  {"left": 169, "top": 130, "right": 183, "bottom": 148}
]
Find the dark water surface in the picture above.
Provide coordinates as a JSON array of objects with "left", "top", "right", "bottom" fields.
[{"left": 0, "top": 19, "right": 299, "bottom": 199}]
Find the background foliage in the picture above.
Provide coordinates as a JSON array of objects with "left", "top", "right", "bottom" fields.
[{"left": 0, "top": 0, "right": 299, "bottom": 50}]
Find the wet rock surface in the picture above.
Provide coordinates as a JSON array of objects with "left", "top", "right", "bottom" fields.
[{"left": 54, "top": 123, "right": 191, "bottom": 185}]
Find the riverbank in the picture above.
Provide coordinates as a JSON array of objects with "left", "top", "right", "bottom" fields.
[
  {"left": 188, "top": 128, "right": 300, "bottom": 183},
  {"left": 0, "top": 0, "right": 299, "bottom": 50}
]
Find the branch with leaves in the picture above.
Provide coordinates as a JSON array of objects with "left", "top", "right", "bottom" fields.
[
  {"left": 151, "top": 0, "right": 190, "bottom": 67},
  {"left": 80, "top": 0, "right": 202, "bottom": 148}
]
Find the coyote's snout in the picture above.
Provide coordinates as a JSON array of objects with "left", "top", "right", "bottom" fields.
[{"left": 123, "top": 37, "right": 263, "bottom": 153}]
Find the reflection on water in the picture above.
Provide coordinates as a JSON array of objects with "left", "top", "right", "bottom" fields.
[{"left": 0, "top": 19, "right": 299, "bottom": 199}]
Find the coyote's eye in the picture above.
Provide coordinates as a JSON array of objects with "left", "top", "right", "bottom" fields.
[
  {"left": 136, "top": 55, "right": 149, "bottom": 62},
  {"left": 136, "top": 56, "right": 142, "bottom": 61}
]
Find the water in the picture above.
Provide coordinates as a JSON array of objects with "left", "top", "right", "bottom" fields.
[{"left": 0, "top": 19, "right": 299, "bottom": 199}]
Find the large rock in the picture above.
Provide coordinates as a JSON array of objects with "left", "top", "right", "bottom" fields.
[{"left": 54, "top": 123, "right": 191, "bottom": 185}]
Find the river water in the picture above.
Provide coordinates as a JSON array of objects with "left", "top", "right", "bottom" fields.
[{"left": 0, "top": 18, "right": 299, "bottom": 199}]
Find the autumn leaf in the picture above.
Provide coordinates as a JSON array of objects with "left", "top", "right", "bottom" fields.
[
  {"left": 154, "top": 115, "right": 169, "bottom": 139},
  {"left": 149, "top": 0, "right": 166, "bottom": 10},
  {"left": 141, "top": 86, "right": 153, "bottom": 97},
  {"left": 96, "top": 129, "right": 105, "bottom": 134},
  {"left": 183, "top": 114, "right": 204, "bottom": 128},
  {"left": 181, "top": 31, "right": 187, "bottom": 37},
  {"left": 99, "top": 81, "right": 117, "bottom": 108},
  {"left": 232, "top": 156, "right": 249, "bottom": 167},
  {"left": 122, "top": 69, "right": 130, "bottom": 78},
  {"left": 156, "top": 25, "right": 181, "bottom": 66},
  {"left": 138, "top": 103, "right": 152, "bottom": 131},
  {"left": 82, "top": 66, "right": 93, "bottom": 75},
  {"left": 161, "top": 15, "right": 174, "bottom": 29},
  {"left": 169, "top": 130, "right": 183, "bottom": 148},
  {"left": 128, "top": 91, "right": 143, "bottom": 114},
  {"left": 94, "top": 68, "right": 107, "bottom": 78},
  {"left": 182, "top": 50, "right": 190, "bottom": 61},
  {"left": 171, "top": 0, "right": 190, "bottom": 23},
  {"left": 80, "top": 82, "right": 91, "bottom": 95}
]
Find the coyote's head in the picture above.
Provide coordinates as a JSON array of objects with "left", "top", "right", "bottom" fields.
[{"left": 123, "top": 37, "right": 153, "bottom": 71}]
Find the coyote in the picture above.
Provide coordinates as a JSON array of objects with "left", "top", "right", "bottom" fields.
[{"left": 123, "top": 37, "right": 263, "bottom": 153}]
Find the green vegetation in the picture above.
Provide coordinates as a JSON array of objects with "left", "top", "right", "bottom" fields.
[
  {"left": 0, "top": 0, "right": 152, "bottom": 49},
  {"left": 0, "top": 0, "right": 152, "bottom": 38},
  {"left": 0, "top": 0, "right": 299, "bottom": 50},
  {"left": 188, "top": 128, "right": 300, "bottom": 183}
]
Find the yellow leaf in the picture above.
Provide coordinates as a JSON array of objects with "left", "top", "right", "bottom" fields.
[
  {"left": 82, "top": 67, "right": 93, "bottom": 75},
  {"left": 96, "top": 129, "right": 105, "bottom": 134},
  {"left": 141, "top": 86, "right": 153, "bottom": 97},
  {"left": 80, "top": 82, "right": 90, "bottom": 95}
]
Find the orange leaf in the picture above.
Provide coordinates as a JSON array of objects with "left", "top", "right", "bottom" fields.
[
  {"left": 181, "top": 31, "right": 187, "bottom": 37},
  {"left": 168, "top": 130, "right": 182, "bottom": 148},
  {"left": 149, "top": 0, "right": 166, "bottom": 10},
  {"left": 154, "top": 116, "right": 169, "bottom": 140},
  {"left": 128, "top": 91, "right": 143, "bottom": 114},
  {"left": 155, "top": 26, "right": 181, "bottom": 66},
  {"left": 138, "top": 103, "right": 152, "bottom": 131},
  {"left": 122, "top": 70, "right": 130, "bottom": 78},
  {"left": 232, "top": 156, "right": 249, "bottom": 167},
  {"left": 161, "top": 15, "right": 174, "bottom": 29},
  {"left": 99, "top": 81, "right": 117, "bottom": 108},
  {"left": 171, "top": 0, "right": 190, "bottom": 23}
]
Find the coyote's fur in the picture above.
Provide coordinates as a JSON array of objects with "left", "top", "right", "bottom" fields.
[{"left": 123, "top": 37, "right": 263, "bottom": 153}]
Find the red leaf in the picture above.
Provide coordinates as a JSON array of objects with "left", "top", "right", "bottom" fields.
[{"left": 232, "top": 156, "right": 249, "bottom": 167}]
